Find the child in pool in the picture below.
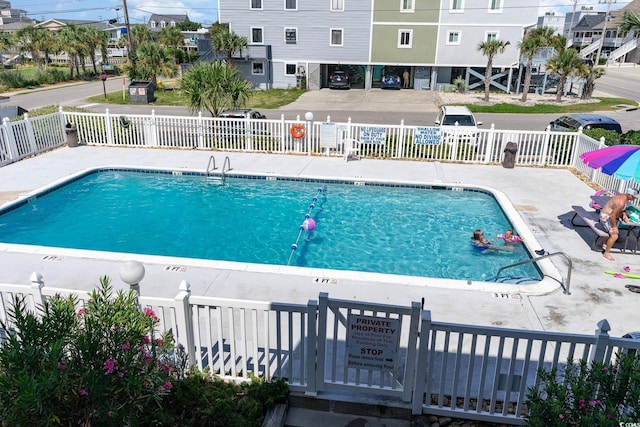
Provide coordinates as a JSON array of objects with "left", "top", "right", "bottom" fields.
[{"left": 495, "top": 229, "right": 522, "bottom": 244}]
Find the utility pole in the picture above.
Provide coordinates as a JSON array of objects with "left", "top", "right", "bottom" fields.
[
  {"left": 122, "top": 0, "right": 134, "bottom": 56},
  {"left": 595, "top": 0, "right": 616, "bottom": 66},
  {"left": 567, "top": 0, "right": 578, "bottom": 40}
]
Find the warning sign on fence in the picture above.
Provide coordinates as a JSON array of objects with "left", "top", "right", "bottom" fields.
[{"left": 346, "top": 314, "right": 400, "bottom": 370}]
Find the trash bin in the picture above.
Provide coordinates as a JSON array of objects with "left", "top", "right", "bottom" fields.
[
  {"left": 65, "top": 123, "right": 78, "bottom": 148},
  {"left": 128, "top": 80, "right": 154, "bottom": 103},
  {"left": 502, "top": 142, "right": 518, "bottom": 169}
]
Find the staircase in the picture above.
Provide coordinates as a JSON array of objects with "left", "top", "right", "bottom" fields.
[
  {"left": 580, "top": 39, "right": 601, "bottom": 58},
  {"left": 608, "top": 38, "right": 638, "bottom": 63}
]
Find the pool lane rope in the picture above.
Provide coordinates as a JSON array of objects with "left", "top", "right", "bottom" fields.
[{"left": 287, "top": 186, "right": 324, "bottom": 266}]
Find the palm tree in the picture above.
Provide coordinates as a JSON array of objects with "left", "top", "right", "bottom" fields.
[
  {"left": 14, "top": 26, "right": 54, "bottom": 70},
  {"left": 179, "top": 61, "right": 252, "bottom": 116},
  {"left": 212, "top": 30, "right": 248, "bottom": 65},
  {"left": 56, "top": 25, "right": 81, "bottom": 79},
  {"left": 83, "top": 27, "right": 108, "bottom": 74},
  {"left": 477, "top": 39, "right": 511, "bottom": 102},
  {"left": 130, "top": 42, "right": 176, "bottom": 87},
  {"left": 518, "top": 26, "right": 554, "bottom": 102},
  {"left": 158, "top": 26, "right": 184, "bottom": 64},
  {"left": 546, "top": 48, "right": 582, "bottom": 101},
  {"left": 620, "top": 10, "right": 640, "bottom": 36},
  {"left": 576, "top": 65, "right": 605, "bottom": 100},
  {"left": 130, "top": 24, "right": 153, "bottom": 50}
]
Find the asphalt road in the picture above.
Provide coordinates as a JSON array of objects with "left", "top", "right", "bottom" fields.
[{"left": 2, "top": 65, "right": 640, "bottom": 132}]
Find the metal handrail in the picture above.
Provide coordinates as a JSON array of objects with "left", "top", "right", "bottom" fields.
[
  {"left": 206, "top": 155, "right": 216, "bottom": 175},
  {"left": 222, "top": 156, "right": 231, "bottom": 180},
  {"left": 494, "top": 251, "right": 573, "bottom": 295}
]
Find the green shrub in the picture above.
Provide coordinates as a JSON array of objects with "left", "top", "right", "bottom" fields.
[
  {"left": 621, "top": 130, "right": 640, "bottom": 145},
  {"left": 0, "top": 277, "right": 289, "bottom": 426},
  {"left": 583, "top": 128, "right": 621, "bottom": 146},
  {"left": 453, "top": 75, "right": 467, "bottom": 93},
  {"left": 526, "top": 354, "right": 640, "bottom": 426},
  {"left": 0, "top": 277, "right": 176, "bottom": 426}
]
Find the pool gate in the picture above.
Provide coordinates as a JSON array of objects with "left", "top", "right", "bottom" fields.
[{"left": 1, "top": 275, "right": 640, "bottom": 425}]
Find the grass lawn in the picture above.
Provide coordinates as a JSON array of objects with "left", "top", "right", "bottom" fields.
[
  {"left": 87, "top": 88, "right": 306, "bottom": 110},
  {"left": 467, "top": 97, "right": 637, "bottom": 113}
]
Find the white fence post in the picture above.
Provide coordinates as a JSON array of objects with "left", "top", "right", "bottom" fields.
[
  {"left": 412, "top": 310, "right": 432, "bottom": 415},
  {"left": 174, "top": 280, "right": 195, "bottom": 367},
  {"left": 23, "top": 113, "right": 36, "bottom": 154},
  {"left": 539, "top": 126, "right": 551, "bottom": 167},
  {"left": 2, "top": 117, "right": 18, "bottom": 162},
  {"left": 483, "top": 123, "right": 495, "bottom": 163},
  {"left": 105, "top": 108, "right": 114, "bottom": 145},
  {"left": 402, "top": 301, "right": 422, "bottom": 402},
  {"left": 397, "top": 119, "right": 405, "bottom": 158},
  {"left": 588, "top": 319, "right": 611, "bottom": 364},
  {"left": 316, "top": 292, "right": 329, "bottom": 392},
  {"left": 305, "top": 298, "right": 318, "bottom": 396},
  {"left": 197, "top": 111, "right": 204, "bottom": 149}
]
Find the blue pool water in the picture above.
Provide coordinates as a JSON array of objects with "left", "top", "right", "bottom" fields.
[{"left": 0, "top": 170, "right": 541, "bottom": 282}]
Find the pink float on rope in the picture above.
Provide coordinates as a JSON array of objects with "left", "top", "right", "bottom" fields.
[{"left": 302, "top": 218, "right": 316, "bottom": 231}]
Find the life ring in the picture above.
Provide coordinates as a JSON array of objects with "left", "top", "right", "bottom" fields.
[{"left": 290, "top": 124, "right": 305, "bottom": 139}]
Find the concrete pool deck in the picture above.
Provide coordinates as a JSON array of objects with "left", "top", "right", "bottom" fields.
[{"left": 0, "top": 146, "right": 638, "bottom": 339}]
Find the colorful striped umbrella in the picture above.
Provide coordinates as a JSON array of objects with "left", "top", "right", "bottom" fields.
[{"left": 580, "top": 145, "right": 640, "bottom": 182}]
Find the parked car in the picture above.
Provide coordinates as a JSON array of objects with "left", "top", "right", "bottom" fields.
[
  {"left": 217, "top": 109, "right": 267, "bottom": 139},
  {"left": 434, "top": 105, "right": 483, "bottom": 144},
  {"left": 381, "top": 74, "right": 402, "bottom": 89},
  {"left": 548, "top": 114, "right": 622, "bottom": 134},
  {"left": 218, "top": 109, "right": 266, "bottom": 120},
  {"left": 329, "top": 70, "right": 350, "bottom": 89}
]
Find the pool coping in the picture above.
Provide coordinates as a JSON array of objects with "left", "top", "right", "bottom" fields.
[{"left": 0, "top": 164, "right": 563, "bottom": 296}]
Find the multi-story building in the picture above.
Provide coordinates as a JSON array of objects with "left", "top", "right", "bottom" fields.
[{"left": 218, "top": 0, "right": 539, "bottom": 91}]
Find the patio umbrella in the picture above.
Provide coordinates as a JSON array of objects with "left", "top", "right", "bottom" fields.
[{"left": 580, "top": 145, "right": 640, "bottom": 182}]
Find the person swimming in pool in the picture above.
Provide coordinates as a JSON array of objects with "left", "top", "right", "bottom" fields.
[
  {"left": 495, "top": 229, "right": 522, "bottom": 245},
  {"left": 472, "top": 229, "right": 513, "bottom": 252}
]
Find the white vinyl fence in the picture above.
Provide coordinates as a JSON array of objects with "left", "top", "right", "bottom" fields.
[
  {"left": 1, "top": 275, "right": 639, "bottom": 425},
  {"left": 0, "top": 106, "right": 630, "bottom": 194}
]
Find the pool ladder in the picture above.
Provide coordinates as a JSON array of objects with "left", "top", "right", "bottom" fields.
[
  {"left": 494, "top": 251, "right": 573, "bottom": 295},
  {"left": 206, "top": 155, "right": 231, "bottom": 184}
]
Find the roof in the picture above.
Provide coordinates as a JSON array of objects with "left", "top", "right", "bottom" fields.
[
  {"left": 574, "top": 13, "right": 606, "bottom": 30},
  {"left": 148, "top": 13, "right": 190, "bottom": 23}
]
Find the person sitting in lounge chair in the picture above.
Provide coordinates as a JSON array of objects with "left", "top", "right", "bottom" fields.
[{"left": 599, "top": 188, "right": 637, "bottom": 261}]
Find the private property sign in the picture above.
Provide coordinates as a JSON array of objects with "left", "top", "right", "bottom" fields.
[{"left": 346, "top": 314, "right": 400, "bottom": 370}]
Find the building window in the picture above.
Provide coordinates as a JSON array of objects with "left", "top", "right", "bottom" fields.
[
  {"left": 252, "top": 61, "right": 265, "bottom": 75},
  {"left": 251, "top": 0, "right": 262, "bottom": 9},
  {"left": 285, "top": 28, "right": 297, "bottom": 43},
  {"left": 285, "top": 0, "right": 297, "bottom": 10},
  {"left": 401, "top": 0, "right": 414, "bottom": 12},
  {"left": 251, "top": 27, "right": 263, "bottom": 44},
  {"left": 447, "top": 31, "right": 461, "bottom": 45},
  {"left": 330, "top": 29, "right": 343, "bottom": 46},
  {"left": 450, "top": 0, "right": 463, "bottom": 11},
  {"left": 150, "top": 21, "right": 156, "bottom": 28},
  {"left": 170, "top": 21, "right": 176, "bottom": 27},
  {"left": 331, "top": 0, "right": 344, "bottom": 11},
  {"left": 285, "top": 64, "right": 297, "bottom": 75},
  {"left": 398, "top": 29, "right": 412, "bottom": 48},
  {"left": 485, "top": 32, "right": 498, "bottom": 42},
  {"left": 160, "top": 21, "right": 166, "bottom": 28},
  {"left": 489, "top": 0, "right": 502, "bottom": 12}
]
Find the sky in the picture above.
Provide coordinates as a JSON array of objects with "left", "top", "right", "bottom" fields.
[{"left": 6, "top": 1, "right": 635, "bottom": 27}]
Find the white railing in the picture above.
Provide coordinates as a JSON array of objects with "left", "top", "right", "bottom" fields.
[
  {"left": 0, "top": 108, "right": 632, "bottom": 196},
  {"left": 1, "top": 275, "right": 639, "bottom": 425},
  {"left": 608, "top": 38, "right": 639, "bottom": 63}
]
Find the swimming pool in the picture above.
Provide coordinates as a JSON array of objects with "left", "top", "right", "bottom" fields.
[{"left": 0, "top": 168, "right": 542, "bottom": 283}]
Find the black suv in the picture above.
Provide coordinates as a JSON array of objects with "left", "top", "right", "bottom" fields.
[
  {"left": 549, "top": 114, "right": 622, "bottom": 134},
  {"left": 329, "top": 70, "right": 350, "bottom": 89}
]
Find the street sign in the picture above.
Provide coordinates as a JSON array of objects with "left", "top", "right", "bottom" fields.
[{"left": 100, "top": 71, "right": 107, "bottom": 81}]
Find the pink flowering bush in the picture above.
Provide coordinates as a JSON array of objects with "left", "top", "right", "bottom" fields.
[
  {"left": 526, "top": 354, "right": 640, "bottom": 426},
  {"left": 0, "top": 276, "right": 175, "bottom": 426}
]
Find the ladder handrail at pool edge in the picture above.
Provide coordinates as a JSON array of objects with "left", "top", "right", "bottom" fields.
[
  {"left": 222, "top": 156, "right": 231, "bottom": 181},
  {"left": 494, "top": 251, "right": 573, "bottom": 295},
  {"left": 206, "top": 155, "right": 216, "bottom": 175}
]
